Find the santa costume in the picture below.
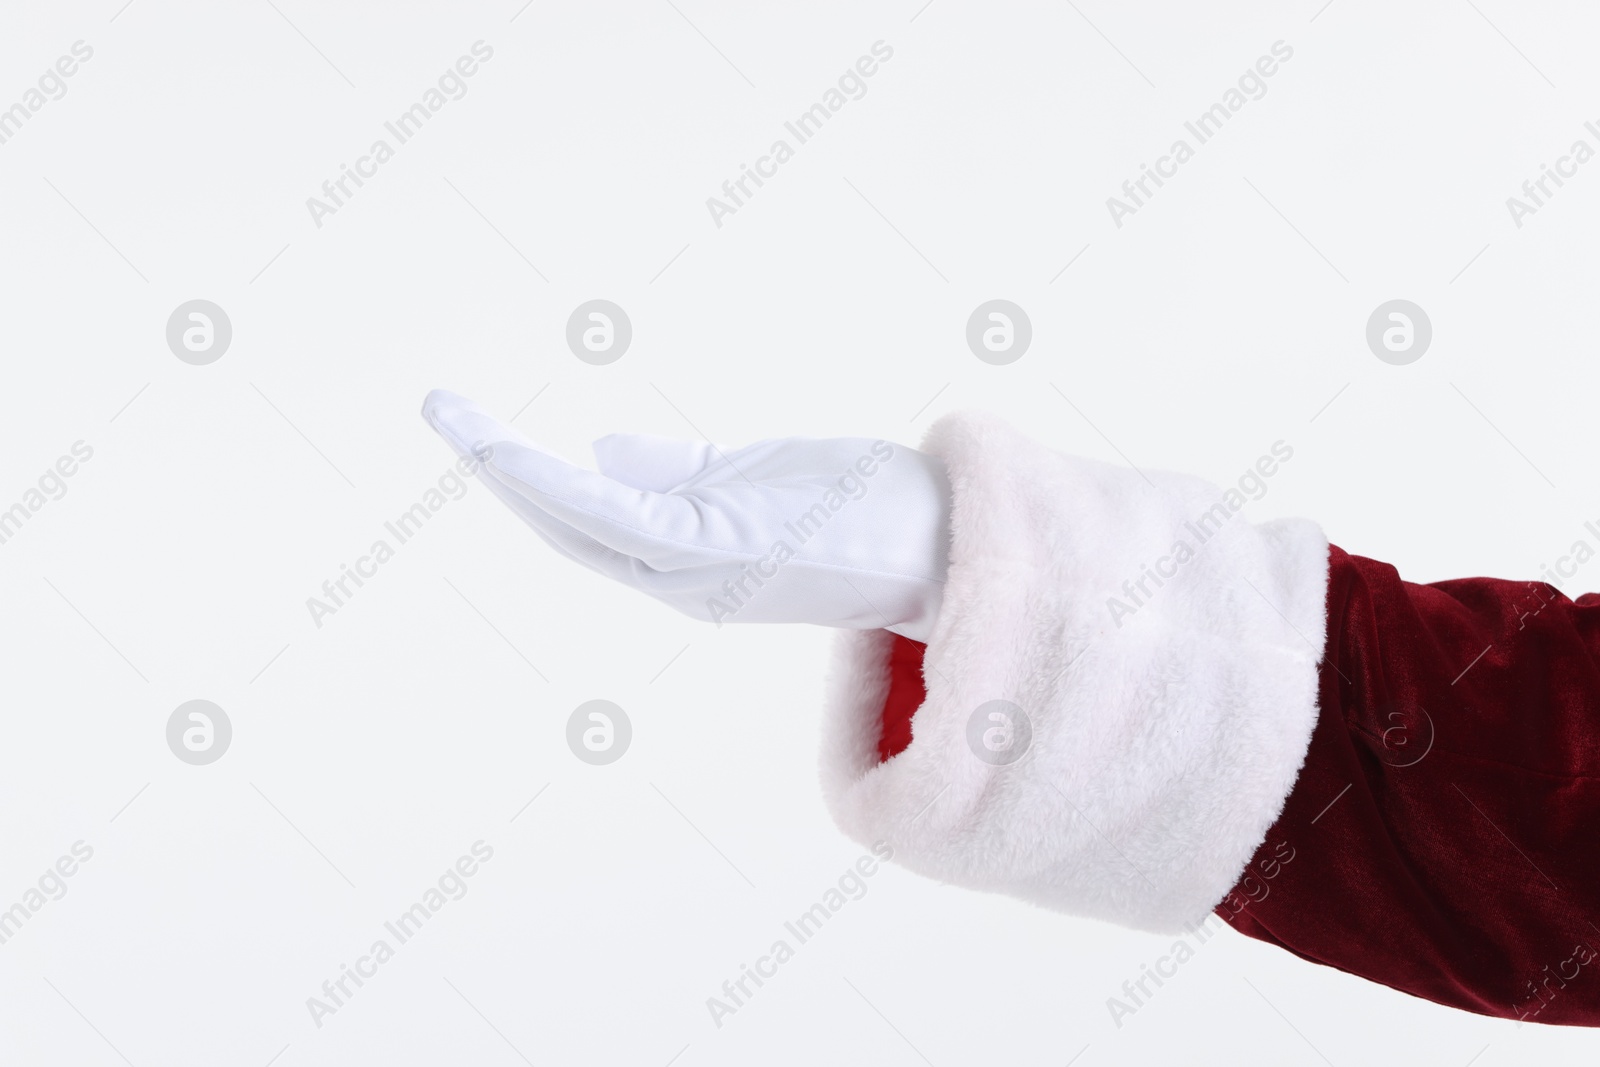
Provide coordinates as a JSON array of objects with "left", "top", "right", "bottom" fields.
[{"left": 426, "top": 391, "right": 1600, "bottom": 1027}]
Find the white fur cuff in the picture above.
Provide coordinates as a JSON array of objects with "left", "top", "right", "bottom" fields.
[{"left": 819, "top": 411, "right": 1331, "bottom": 934}]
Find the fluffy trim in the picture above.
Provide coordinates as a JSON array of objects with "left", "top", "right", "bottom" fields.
[{"left": 819, "top": 412, "right": 1331, "bottom": 934}]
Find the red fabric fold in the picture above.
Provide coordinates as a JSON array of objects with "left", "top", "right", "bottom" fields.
[{"left": 877, "top": 633, "right": 927, "bottom": 763}]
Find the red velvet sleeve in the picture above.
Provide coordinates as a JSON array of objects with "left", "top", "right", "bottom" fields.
[
  {"left": 876, "top": 544, "right": 1600, "bottom": 1025},
  {"left": 1217, "top": 544, "right": 1600, "bottom": 1025}
]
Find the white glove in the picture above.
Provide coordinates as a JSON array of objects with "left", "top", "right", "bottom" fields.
[{"left": 421, "top": 390, "right": 951, "bottom": 641}]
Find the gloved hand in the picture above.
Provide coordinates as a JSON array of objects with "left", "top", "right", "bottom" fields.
[{"left": 421, "top": 390, "right": 951, "bottom": 641}]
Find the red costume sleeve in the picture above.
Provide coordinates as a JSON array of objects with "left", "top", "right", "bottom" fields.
[
  {"left": 1220, "top": 544, "right": 1600, "bottom": 1025},
  {"left": 876, "top": 544, "right": 1600, "bottom": 1025}
]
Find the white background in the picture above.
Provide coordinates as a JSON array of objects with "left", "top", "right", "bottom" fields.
[{"left": 2, "top": 0, "right": 1598, "bottom": 1063}]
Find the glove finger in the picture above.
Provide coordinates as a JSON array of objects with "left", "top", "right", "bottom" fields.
[
  {"left": 421, "top": 388, "right": 543, "bottom": 462},
  {"left": 483, "top": 439, "right": 715, "bottom": 568},
  {"left": 422, "top": 389, "right": 641, "bottom": 583},
  {"left": 519, "top": 510, "right": 652, "bottom": 585},
  {"left": 480, "top": 468, "right": 641, "bottom": 580},
  {"left": 591, "top": 432, "right": 722, "bottom": 492}
]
